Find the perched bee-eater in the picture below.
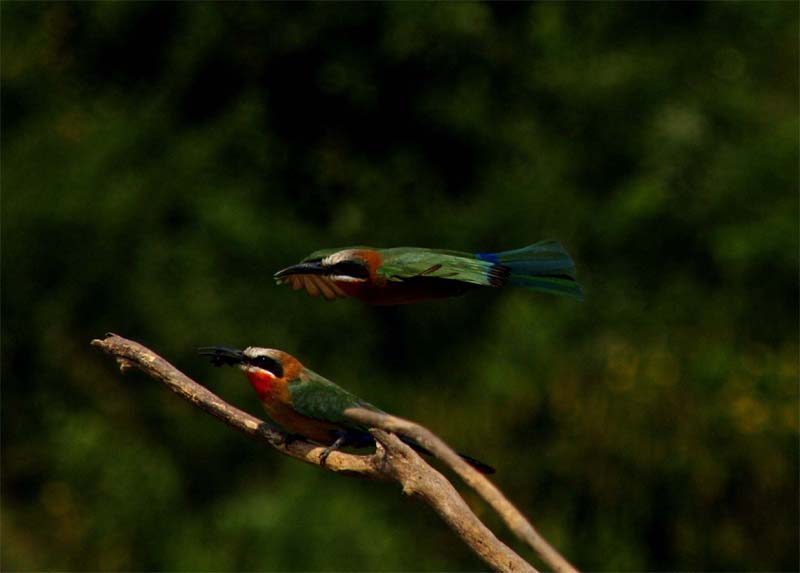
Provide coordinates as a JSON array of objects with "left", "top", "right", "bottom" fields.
[
  {"left": 198, "top": 346, "right": 495, "bottom": 474},
  {"left": 274, "top": 240, "right": 583, "bottom": 305}
]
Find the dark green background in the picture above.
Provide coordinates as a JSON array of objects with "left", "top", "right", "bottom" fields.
[{"left": 3, "top": 3, "right": 798, "bottom": 571}]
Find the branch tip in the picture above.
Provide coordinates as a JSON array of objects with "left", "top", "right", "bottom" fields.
[{"left": 92, "top": 333, "right": 546, "bottom": 573}]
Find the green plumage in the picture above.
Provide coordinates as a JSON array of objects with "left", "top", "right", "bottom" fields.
[
  {"left": 376, "top": 248, "right": 496, "bottom": 285},
  {"left": 199, "top": 346, "right": 496, "bottom": 473},
  {"left": 305, "top": 241, "right": 584, "bottom": 300},
  {"left": 306, "top": 246, "right": 495, "bottom": 285},
  {"left": 288, "top": 368, "right": 380, "bottom": 430},
  {"left": 286, "top": 367, "right": 495, "bottom": 473}
]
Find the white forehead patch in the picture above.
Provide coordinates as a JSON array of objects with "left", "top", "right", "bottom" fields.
[
  {"left": 322, "top": 250, "right": 360, "bottom": 266},
  {"left": 243, "top": 346, "right": 274, "bottom": 359}
]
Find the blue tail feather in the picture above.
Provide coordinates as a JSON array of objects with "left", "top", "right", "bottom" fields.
[{"left": 477, "top": 241, "right": 584, "bottom": 300}]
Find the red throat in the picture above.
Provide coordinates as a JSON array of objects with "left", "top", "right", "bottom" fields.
[{"left": 245, "top": 369, "right": 277, "bottom": 400}]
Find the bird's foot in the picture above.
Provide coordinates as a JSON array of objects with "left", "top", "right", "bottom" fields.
[
  {"left": 274, "top": 432, "right": 304, "bottom": 448},
  {"left": 319, "top": 435, "right": 347, "bottom": 468}
]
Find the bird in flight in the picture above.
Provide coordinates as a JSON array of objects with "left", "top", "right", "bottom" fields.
[{"left": 274, "top": 240, "right": 583, "bottom": 305}]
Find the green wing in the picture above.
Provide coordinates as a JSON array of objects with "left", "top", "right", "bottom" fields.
[
  {"left": 288, "top": 369, "right": 380, "bottom": 431},
  {"left": 377, "top": 247, "right": 495, "bottom": 286},
  {"left": 301, "top": 245, "right": 496, "bottom": 286}
]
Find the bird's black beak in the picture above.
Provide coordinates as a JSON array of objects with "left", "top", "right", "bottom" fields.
[
  {"left": 274, "top": 260, "right": 326, "bottom": 278},
  {"left": 198, "top": 346, "right": 245, "bottom": 367}
]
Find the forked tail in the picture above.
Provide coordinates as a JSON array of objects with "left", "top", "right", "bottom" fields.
[
  {"left": 478, "top": 240, "right": 584, "bottom": 300},
  {"left": 400, "top": 436, "right": 495, "bottom": 474}
]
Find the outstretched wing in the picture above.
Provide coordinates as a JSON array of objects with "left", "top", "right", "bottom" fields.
[
  {"left": 377, "top": 248, "right": 502, "bottom": 286},
  {"left": 280, "top": 274, "right": 349, "bottom": 301},
  {"left": 288, "top": 369, "right": 381, "bottom": 431}
]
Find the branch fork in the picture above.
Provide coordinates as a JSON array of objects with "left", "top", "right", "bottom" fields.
[{"left": 92, "top": 333, "right": 577, "bottom": 573}]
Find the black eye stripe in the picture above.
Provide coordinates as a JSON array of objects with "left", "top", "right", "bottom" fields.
[
  {"left": 249, "top": 355, "right": 284, "bottom": 377},
  {"left": 330, "top": 261, "right": 369, "bottom": 279}
]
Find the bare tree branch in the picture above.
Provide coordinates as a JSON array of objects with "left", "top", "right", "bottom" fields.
[
  {"left": 344, "top": 408, "right": 578, "bottom": 573},
  {"left": 91, "top": 333, "right": 537, "bottom": 572},
  {"left": 91, "top": 333, "right": 381, "bottom": 477},
  {"left": 369, "top": 429, "right": 538, "bottom": 572}
]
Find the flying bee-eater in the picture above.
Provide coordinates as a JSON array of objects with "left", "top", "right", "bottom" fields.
[
  {"left": 198, "top": 346, "right": 495, "bottom": 474},
  {"left": 274, "top": 240, "right": 583, "bottom": 305}
]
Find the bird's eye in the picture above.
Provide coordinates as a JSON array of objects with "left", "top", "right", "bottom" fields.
[
  {"left": 330, "top": 260, "right": 369, "bottom": 279},
  {"left": 250, "top": 355, "right": 284, "bottom": 377}
]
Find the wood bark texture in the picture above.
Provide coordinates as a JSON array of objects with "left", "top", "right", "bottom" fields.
[{"left": 92, "top": 333, "right": 577, "bottom": 573}]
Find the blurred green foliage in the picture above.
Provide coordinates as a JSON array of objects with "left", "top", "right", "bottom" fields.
[{"left": 2, "top": 3, "right": 798, "bottom": 571}]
